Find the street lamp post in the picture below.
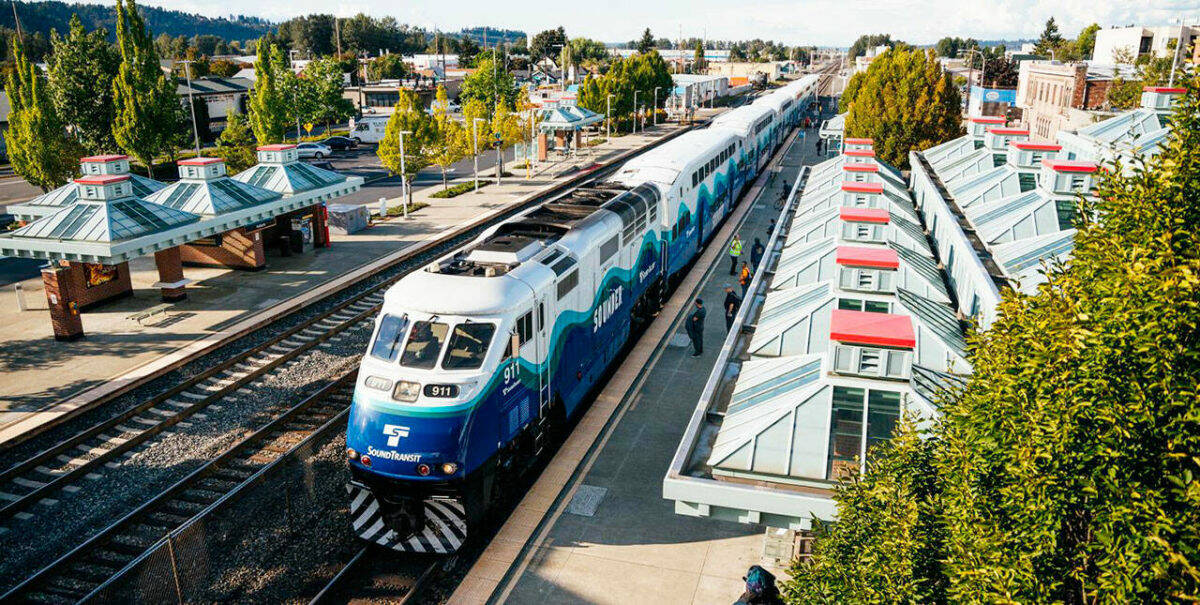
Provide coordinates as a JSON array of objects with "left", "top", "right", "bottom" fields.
[
  {"left": 398, "top": 130, "right": 412, "bottom": 216},
  {"left": 653, "top": 86, "right": 660, "bottom": 126},
  {"left": 472, "top": 118, "right": 486, "bottom": 193},
  {"left": 633, "top": 90, "right": 639, "bottom": 134},
  {"left": 289, "top": 50, "right": 303, "bottom": 142},
  {"left": 1169, "top": 19, "right": 1186, "bottom": 86},
  {"left": 180, "top": 60, "right": 201, "bottom": 155},
  {"left": 606, "top": 94, "right": 614, "bottom": 140}
]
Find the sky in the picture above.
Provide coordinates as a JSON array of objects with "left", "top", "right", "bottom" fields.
[{"left": 139, "top": 0, "right": 1200, "bottom": 47}]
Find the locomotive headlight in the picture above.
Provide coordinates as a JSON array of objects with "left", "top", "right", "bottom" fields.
[
  {"left": 347, "top": 448, "right": 358, "bottom": 460},
  {"left": 392, "top": 380, "right": 420, "bottom": 402},
  {"left": 441, "top": 462, "right": 459, "bottom": 475},
  {"left": 363, "top": 375, "right": 391, "bottom": 391}
]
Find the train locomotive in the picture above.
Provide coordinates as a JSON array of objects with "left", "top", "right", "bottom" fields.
[{"left": 344, "top": 75, "right": 820, "bottom": 553}]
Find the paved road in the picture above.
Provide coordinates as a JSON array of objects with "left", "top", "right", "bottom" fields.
[{"left": 0, "top": 257, "right": 47, "bottom": 287}]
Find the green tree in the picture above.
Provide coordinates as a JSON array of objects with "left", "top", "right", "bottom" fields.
[
  {"left": 693, "top": 41, "right": 707, "bottom": 73},
  {"left": 1075, "top": 23, "right": 1100, "bottom": 60},
  {"left": 376, "top": 89, "right": 434, "bottom": 206},
  {"left": 215, "top": 112, "right": 256, "bottom": 172},
  {"left": 302, "top": 57, "right": 355, "bottom": 128},
  {"left": 247, "top": 42, "right": 289, "bottom": 144},
  {"left": 365, "top": 54, "right": 409, "bottom": 81},
  {"left": 637, "top": 28, "right": 655, "bottom": 54},
  {"left": 529, "top": 26, "right": 566, "bottom": 63},
  {"left": 848, "top": 33, "right": 896, "bottom": 60},
  {"left": 209, "top": 58, "right": 240, "bottom": 78},
  {"left": 6, "top": 38, "right": 79, "bottom": 190},
  {"left": 47, "top": 14, "right": 119, "bottom": 155},
  {"left": 1035, "top": 17, "right": 1064, "bottom": 56},
  {"left": 838, "top": 71, "right": 866, "bottom": 112},
  {"left": 459, "top": 54, "right": 519, "bottom": 111},
  {"left": 430, "top": 85, "right": 469, "bottom": 190},
  {"left": 111, "top": 0, "right": 185, "bottom": 179},
  {"left": 784, "top": 423, "right": 947, "bottom": 604},
  {"left": 844, "top": 48, "right": 962, "bottom": 169}
]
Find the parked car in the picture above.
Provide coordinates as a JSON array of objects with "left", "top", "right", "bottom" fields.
[
  {"left": 296, "top": 142, "right": 333, "bottom": 159},
  {"left": 427, "top": 100, "right": 461, "bottom": 114},
  {"left": 321, "top": 136, "right": 358, "bottom": 151}
]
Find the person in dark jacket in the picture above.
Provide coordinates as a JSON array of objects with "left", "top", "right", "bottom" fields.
[
  {"left": 766, "top": 218, "right": 776, "bottom": 240},
  {"left": 686, "top": 298, "right": 706, "bottom": 357},
  {"left": 723, "top": 285, "right": 741, "bottom": 330},
  {"left": 750, "top": 238, "right": 765, "bottom": 268},
  {"left": 734, "top": 565, "right": 784, "bottom": 605}
]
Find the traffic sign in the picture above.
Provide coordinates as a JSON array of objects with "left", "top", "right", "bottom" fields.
[{"left": 304, "top": 122, "right": 314, "bottom": 134}]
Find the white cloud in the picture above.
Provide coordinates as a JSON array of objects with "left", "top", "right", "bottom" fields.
[{"left": 140, "top": 0, "right": 1200, "bottom": 46}]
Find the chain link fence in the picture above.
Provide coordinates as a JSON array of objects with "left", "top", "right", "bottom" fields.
[{"left": 85, "top": 413, "right": 347, "bottom": 604}]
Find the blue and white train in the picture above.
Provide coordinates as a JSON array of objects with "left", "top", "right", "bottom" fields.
[{"left": 344, "top": 74, "right": 820, "bottom": 553}]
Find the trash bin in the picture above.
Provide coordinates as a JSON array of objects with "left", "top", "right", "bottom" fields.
[{"left": 279, "top": 235, "right": 291, "bottom": 256}]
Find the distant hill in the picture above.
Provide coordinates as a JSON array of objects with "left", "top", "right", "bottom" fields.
[
  {"left": 1, "top": 1, "right": 273, "bottom": 42},
  {"left": 458, "top": 27, "right": 525, "bottom": 48}
]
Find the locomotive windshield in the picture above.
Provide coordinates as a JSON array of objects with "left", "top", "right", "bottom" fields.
[
  {"left": 442, "top": 322, "right": 497, "bottom": 370},
  {"left": 400, "top": 320, "right": 449, "bottom": 369},
  {"left": 369, "top": 313, "right": 409, "bottom": 362}
]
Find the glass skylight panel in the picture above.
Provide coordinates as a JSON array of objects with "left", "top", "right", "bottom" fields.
[
  {"left": 891, "top": 243, "right": 944, "bottom": 290},
  {"left": 758, "top": 284, "right": 828, "bottom": 324},
  {"left": 246, "top": 166, "right": 276, "bottom": 188},
  {"left": 159, "top": 183, "right": 199, "bottom": 210},
  {"left": 211, "top": 180, "right": 271, "bottom": 209},
  {"left": 1003, "top": 234, "right": 1075, "bottom": 272},
  {"left": 897, "top": 288, "right": 966, "bottom": 356},
  {"left": 46, "top": 204, "right": 97, "bottom": 239},
  {"left": 727, "top": 359, "right": 821, "bottom": 415},
  {"left": 974, "top": 192, "right": 1038, "bottom": 226}
]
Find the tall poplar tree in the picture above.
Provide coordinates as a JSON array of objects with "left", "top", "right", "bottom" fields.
[
  {"left": 248, "top": 42, "right": 290, "bottom": 144},
  {"left": 111, "top": 0, "right": 184, "bottom": 179},
  {"left": 48, "top": 15, "right": 119, "bottom": 154},
  {"left": 844, "top": 47, "right": 962, "bottom": 169},
  {"left": 376, "top": 89, "right": 434, "bottom": 206},
  {"left": 6, "top": 38, "right": 78, "bottom": 190},
  {"left": 430, "top": 85, "right": 468, "bottom": 190}
]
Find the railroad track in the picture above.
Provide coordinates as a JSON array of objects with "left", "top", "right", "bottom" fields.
[
  {"left": 0, "top": 129, "right": 692, "bottom": 531},
  {"left": 309, "top": 546, "right": 436, "bottom": 605},
  {"left": 1, "top": 376, "right": 356, "bottom": 604}
]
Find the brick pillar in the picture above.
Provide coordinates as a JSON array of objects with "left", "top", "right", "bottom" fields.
[
  {"left": 574, "top": 130, "right": 582, "bottom": 147},
  {"left": 42, "top": 265, "right": 84, "bottom": 341},
  {"left": 154, "top": 247, "right": 188, "bottom": 302},
  {"left": 537, "top": 133, "right": 549, "bottom": 162}
]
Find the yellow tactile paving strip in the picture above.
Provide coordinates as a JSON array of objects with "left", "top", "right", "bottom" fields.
[{"left": 449, "top": 128, "right": 803, "bottom": 605}]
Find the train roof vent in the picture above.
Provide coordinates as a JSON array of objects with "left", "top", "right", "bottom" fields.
[{"left": 467, "top": 234, "right": 546, "bottom": 265}]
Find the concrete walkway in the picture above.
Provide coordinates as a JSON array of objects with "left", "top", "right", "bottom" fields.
[
  {"left": 0, "top": 124, "right": 691, "bottom": 445},
  {"left": 449, "top": 127, "right": 820, "bottom": 604}
]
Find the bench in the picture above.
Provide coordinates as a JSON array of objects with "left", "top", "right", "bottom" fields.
[{"left": 126, "top": 303, "right": 173, "bottom": 324}]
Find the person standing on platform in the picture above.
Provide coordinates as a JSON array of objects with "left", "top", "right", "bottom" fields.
[
  {"left": 728, "top": 235, "right": 743, "bottom": 275},
  {"left": 686, "top": 298, "right": 706, "bottom": 357},
  {"left": 724, "top": 285, "right": 741, "bottom": 331},
  {"left": 751, "top": 238, "right": 765, "bottom": 268},
  {"left": 766, "top": 218, "right": 776, "bottom": 240},
  {"left": 739, "top": 262, "right": 753, "bottom": 298}
]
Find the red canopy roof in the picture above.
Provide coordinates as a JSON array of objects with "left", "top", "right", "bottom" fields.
[
  {"left": 987, "top": 127, "right": 1030, "bottom": 136},
  {"left": 1010, "top": 141, "right": 1062, "bottom": 151},
  {"left": 257, "top": 144, "right": 297, "bottom": 151},
  {"left": 80, "top": 154, "right": 129, "bottom": 163},
  {"left": 178, "top": 157, "right": 225, "bottom": 166},
  {"left": 844, "top": 138, "right": 874, "bottom": 145},
  {"left": 843, "top": 163, "right": 879, "bottom": 173},
  {"left": 969, "top": 116, "right": 1006, "bottom": 124},
  {"left": 836, "top": 245, "right": 899, "bottom": 269},
  {"left": 830, "top": 309, "right": 916, "bottom": 349},
  {"left": 841, "top": 182, "right": 884, "bottom": 194},
  {"left": 840, "top": 207, "right": 889, "bottom": 224},
  {"left": 1143, "top": 86, "right": 1186, "bottom": 93},
  {"left": 844, "top": 149, "right": 876, "bottom": 157},
  {"left": 75, "top": 174, "right": 131, "bottom": 185},
  {"left": 1042, "top": 159, "right": 1098, "bottom": 173}
]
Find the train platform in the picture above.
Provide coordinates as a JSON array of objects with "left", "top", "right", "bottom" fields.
[
  {"left": 449, "top": 125, "right": 820, "bottom": 604},
  {"left": 0, "top": 123, "right": 692, "bottom": 448}
]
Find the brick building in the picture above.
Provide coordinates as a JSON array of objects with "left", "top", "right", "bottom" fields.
[{"left": 1016, "top": 61, "right": 1116, "bottom": 142}]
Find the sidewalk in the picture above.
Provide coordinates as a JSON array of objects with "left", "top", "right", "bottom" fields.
[
  {"left": 449, "top": 128, "right": 819, "bottom": 604},
  {"left": 0, "top": 124, "right": 689, "bottom": 444}
]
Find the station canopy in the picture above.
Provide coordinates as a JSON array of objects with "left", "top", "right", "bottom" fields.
[
  {"left": 233, "top": 145, "right": 349, "bottom": 195},
  {"left": 7, "top": 155, "right": 165, "bottom": 221},
  {"left": 537, "top": 104, "right": 605, "bottom": 132},
  {"left": 146, "top": 157, "right": 281, "bottom": 216}
]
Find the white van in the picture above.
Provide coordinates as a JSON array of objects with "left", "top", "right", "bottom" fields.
[{"left": 349, "top": 116, "right": 389, "bottom": 144}]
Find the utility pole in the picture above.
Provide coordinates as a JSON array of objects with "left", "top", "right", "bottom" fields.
[
  {"left": 606, "top": 93, "right": 613, "bottom": 140},
  {"left": 633, "top": 90, "right": 639, "bottom": 133},
  {"left": 289, "top": 49, "right": 302, "bottom": 142},
  {"left": 1169, "top": 19, "right": 1185, "bottom": 87},
  {"left": 335, "top": 17, "right": 342, "bottom": 56},
  {"left": 398, "top": 130, "right": 412, "bottom": 212},
  {"left": 473, "top": 118, "right": 485, "bottom": 193},
  {"left": 180, "top": 60, "right": 201, "bottom": 155},
  {"left": 653, "top": 87, "right": 660, "bottom": 126}
]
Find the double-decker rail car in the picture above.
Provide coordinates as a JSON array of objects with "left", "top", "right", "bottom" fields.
[
  {"left": 345, "top": 76, "right": 819, "bottom": 554},
  {"left": 710, "top": 104, "right": 779, "bottom": 190}
]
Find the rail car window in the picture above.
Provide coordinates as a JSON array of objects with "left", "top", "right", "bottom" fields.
[
  {"left": 400, "top": 320, "right": 448, "bottom": 369},
  {"left": 600, "top": 236, "right": 619, "bottom": 262},
  {"left": 516, "top": 311, "right": 534, "bottom": 345},
  {"left": 369, "top": 314, "right": 409, "bottom": 362},
  {"left": 443, "top": 322, "right": 497, "bottom": 369},
  {"left": 557, "top": 270, "right": 579, "bottom": 300}
]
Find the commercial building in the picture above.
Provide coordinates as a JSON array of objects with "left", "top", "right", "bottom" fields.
[
  {"left": 1015, "top": 61, "right": 1121, "bottom": 141},
  {"left": 670, "top": 74, "right": 729, "bottom": 109},
  {"left": 707, "top": 61, "right": 785, "bottom": 82},
  {"left": 0, "top": 146, "right": 363, "bottom": 340},
  {"left": 175, "top": 77, "right": 253, "bottom": 125},
  {"left": 1091, "top": 24, "right": 1199, "bottom": 65}
]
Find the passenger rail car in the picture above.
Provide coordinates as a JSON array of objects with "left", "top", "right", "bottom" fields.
[{"left": 345, "top": 75, "right": 820, "bottom": 554}]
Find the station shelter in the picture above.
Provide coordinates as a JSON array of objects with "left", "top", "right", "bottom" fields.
[
  {"left": 0, "top": 144, "right": 362, "bottom": 341},
  {"left": 7, "top": 154, "right": 166, "bottom": 221},
  {"left": 533, "top": 97, "right": 604, "bottom": 161}
]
